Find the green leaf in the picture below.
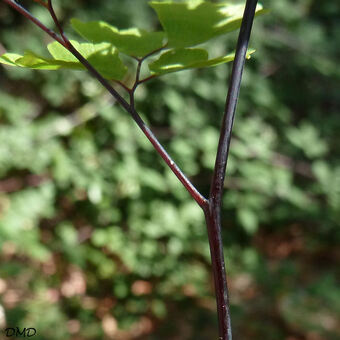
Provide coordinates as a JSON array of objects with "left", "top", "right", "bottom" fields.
[
  {"left": 0, "top": 53, "right": 23, "bottom": 66},
  {"left": 149, "top": 47, "right": 255, "bottom": 75},
  {"left": 71, "top": 18, "right": 166, "bottom": 57},
  {"left": 18, "top": 51, "right": 79, "bottom": 70},
  {"left": 149, "top": 1, "right": 265, "bottom": 48},
  {"left": 50, "top": 41, "right": 128, "bottom": 80},
  {"left": 0, "top": 41, "right": 127, "bottom": 80},
  {"left": 0, "top": 51, "right": 78, "bottom": 70},
  {"left": 47, "top": 40, "right": 105, "bottom": 62}
]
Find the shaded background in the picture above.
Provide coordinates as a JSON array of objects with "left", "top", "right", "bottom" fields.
[{"left": 0, "top": 0, "right": 339, "bottom": 339}]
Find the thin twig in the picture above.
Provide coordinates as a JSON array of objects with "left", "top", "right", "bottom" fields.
[
  {"left": 114, "top": 80, "right": 132, "bottom": 93},
  {"left": 33, "top": 0, "right": 48, "bottom": 8},
  {"left": 137, "top": 44, "right": 166, "bottom": 61},
  {"left": 2, "top": 0, "right": 65, "bottom": 46},
  {"left": 137, "top": 74, "right": 157, "bottom": 85},
  {"left": 130, "top": 45, "right": 166, "bottom": 107},
  {"left": 47, "top": 0, "right": 68, "bottom": 44},
  {"left": 130, "top": 58, "right": 143, "bottom": 110}
]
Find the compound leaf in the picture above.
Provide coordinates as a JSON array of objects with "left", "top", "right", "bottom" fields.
[
  {"left": 71, "top": 18, "right": 166, "bottom": 57},
  {"left": 149, "top": 1, "right": 264, "bottom": 48}
]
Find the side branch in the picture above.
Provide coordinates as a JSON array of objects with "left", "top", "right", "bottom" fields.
[
  {"left": 130, "top": 107, "right": 208, "bottom": 208},
  {"left": 1, "top": 0, "right": 207, "bottom": 208},
  {"left": 2, "top": 0, "right": 65, "bottom": 46}
]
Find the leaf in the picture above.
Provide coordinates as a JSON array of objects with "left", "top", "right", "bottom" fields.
[
  {"left": 71, "top": 18, "right": 166, "bottom": 57},
  {"left": 47, "top": 40, "right": 105, "bottom": 62},
  {"left": 0, "top": 53, "right": 23, "bottom": 66},
  {"left": 0, "top": 41, "right": 127, "bottom": 80},
  {"left": 149, "top": 48, "right": 207, "bottom": 74},
  {"left": 148, "top": 47, "right": 255, "bottom": 75},
  {"left": 0, "top": 51, "right": 78, "bottom": 70},
  {"left": 48, "top": 41, "right": 128, "bottom": 80},
  {"left": 149, "top": 1, "right": 265, "bottom": 48},
  {"left": 18, "top": 51, "right": 80, "bottom": 70}
]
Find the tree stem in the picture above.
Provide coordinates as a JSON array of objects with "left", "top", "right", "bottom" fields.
[
  {"left": 204, "top": 204, "right": 232, "bottom": 340},
  {"left": 206, "top": 1, "right": 259, "bottom": 339}
]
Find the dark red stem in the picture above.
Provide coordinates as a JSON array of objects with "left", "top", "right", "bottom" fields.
[
  {"left": 207, "top": 0, "right": 259, "bottom": 339},
  {"left": 2, "top": 0, "right": 65, "bottom": 46}
]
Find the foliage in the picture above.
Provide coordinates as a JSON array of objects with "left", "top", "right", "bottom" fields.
[
  {"left": 0, "top": 1, "right": 263, "bottom": 80},
  {"left": 0, "top": 0, "right": 339, "bottom": 339},
  {"left": 0, "top": 41, "right": 127, "bottom": 80}
]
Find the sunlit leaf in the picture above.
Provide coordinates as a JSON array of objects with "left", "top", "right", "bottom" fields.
[
  {"left": 0, "top": 53, "right": 23, "bottom": 66},
  {"left": 48, "top": 41, "right": 128, "bottom": 80},
  {"left": 19, "top": 51, "right": 79, "bottom": 69},
  {"left": 149, "top": 1, "right": 265, "bottom": 48},
  {"left": 0, "top": 41, "right": 127, "bottom": 80},
  {"left": 48, "top": 40, "right": 105, "bottom": 62},
  {"left": 71, "top": 18, "right": 166, "bottom": 57},
  {"left": 0, "top": 51, "right": 78, "bottom": 70},
  {"left": 149, "top": 47, "right": 255, "bottom": 75}
]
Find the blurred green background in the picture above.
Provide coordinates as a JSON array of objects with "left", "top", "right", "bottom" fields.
[{"left": 0, "top": 0, "right": 339, "bottom": 339}]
